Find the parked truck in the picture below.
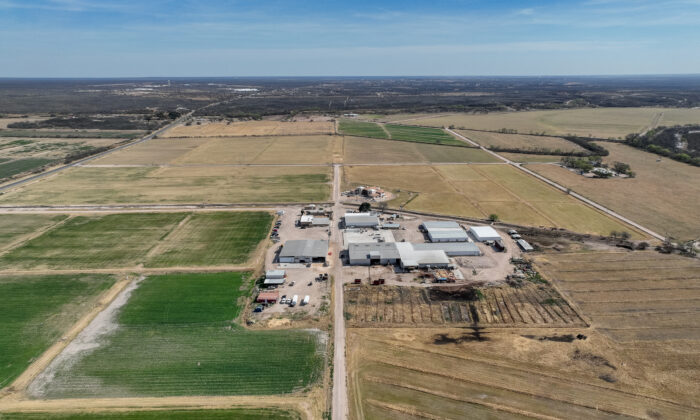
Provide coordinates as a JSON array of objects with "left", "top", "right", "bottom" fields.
[
  {"left": 302, "top": 295, "right": 310, "bottom": 305},
  {"left": 290, "top": 295, "right": 298, "bottom": 307}
]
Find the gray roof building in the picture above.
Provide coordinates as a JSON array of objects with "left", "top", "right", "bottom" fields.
[
  {"left": 279, "top": 240, "right": 329, "bottom": 263},
  {"left": 422, "top": 220, "right": 469, "bottom": 242},
  {"left": 413, "top": 242, "right": 481, "bottom": 256}
]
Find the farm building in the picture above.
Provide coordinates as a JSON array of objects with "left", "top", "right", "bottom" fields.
[
  {"left": 348, "top": 242, "right": 452, "bottom": 268},
  {"left": 311, "top": 217, "right": 330, "bottom": 227},
  {"left": 256, "top": 291, "right": 279, "bottom": 303},
  {"left": 422, "top": 221, "right": 469, "bottom": 242},
  {"left": 343, "top": 229, "right": 395, "bottom": 248},
  {"left": 381, "top": 223, "right": 401, "bottom": 229},
  {"left": 517, "top": 239, "right": 534, "bottom": 252},
  {"left": 344, "top": 212, "right": 380, "bottom": 228},
  {"left": 349, "top": 242, "right": 401, "bottom": 265},
  {"left": 469, "top": 226, "right": 502, "bottom": 242},
  {"left": 299, "top": 214, "right": 314, "bottom": 227},
  {"left": 279, "top": 240, "right": 329, "bottom": 263},
  {"left": 264, "top": 270, "right": 286, "bottom": 285},
  {"left": 412, "top": 242, "right": 481, "bottom": 256}
]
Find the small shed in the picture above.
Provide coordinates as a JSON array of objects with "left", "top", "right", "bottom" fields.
[
  {"left": 311, "top": 217, "right": 330, "bottom": 227},
  {"left": 256, "top": 291, "right": 279, "bottom": 303},
  {"left": 517, "top": 239, "right": 534, "bottom": 252},
  {"left": 266, "top": 270, "right": 286, "bottom": 279}
]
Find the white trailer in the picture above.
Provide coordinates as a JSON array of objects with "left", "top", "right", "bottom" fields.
[
  {"left": 290, "top": 295, "right": 299, "bottom": 307},
  {"left": 302, "top": 295, "right": 310, "bottom": 305}
]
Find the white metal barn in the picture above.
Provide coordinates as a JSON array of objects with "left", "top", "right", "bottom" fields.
[
  {"left": 422, "top": 221, "right": 469, "bottom": 242},
  {"left": 344, "top": 212, "right": 380, "bottom": 228},
  {"left": 469, "top": 226, "right": 502, "bottom": 242}
]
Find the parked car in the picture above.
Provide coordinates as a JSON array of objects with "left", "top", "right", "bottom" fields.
[{"left": 253, "top": 305, "right": 264, "bottom": 312}]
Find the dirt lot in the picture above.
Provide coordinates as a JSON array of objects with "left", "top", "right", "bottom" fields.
[
  {"left": 163, "top": 120, "right": 334, "bottom": 137},
  {"left": 344, "top": 283, "right": 585, "bottom": 328}
]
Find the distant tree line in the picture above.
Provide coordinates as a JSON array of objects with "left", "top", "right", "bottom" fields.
[{"left": 625, "top": 125, "right": 700, "bottom": 166}]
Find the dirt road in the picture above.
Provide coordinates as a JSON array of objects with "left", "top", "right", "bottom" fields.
[
  {"left": 446, "top": 128, "right": 665, "bottom": 241},
  {"left": 331, "top": 163, "right": 349, "bottom": 420}
]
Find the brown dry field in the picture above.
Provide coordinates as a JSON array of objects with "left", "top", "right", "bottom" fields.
[
  {"left": 401, "top": 107, "right": 700, "bottom": 138},
  {"left": 0, "top": 166, "right": 331, "bottom": 205},
  {"left": 344, "top": 284, "right": 585, "bottom": 328},
  {"left": 342, "top": 164, "right": 642, "bottom": 237},
  {"left": 457, "top": 130, "right": 586, "bottom": 153},
  {"left": 95, "top": 136, "right": 339, "bottom": 166},
  {"left": 533, "top": 251, "right": 700, "bottom": 342},
  {"left": 94, "top": 135, "right": 499, "bottom": 166},
  {"left": 342, "top": 136, "right": 498, "bottom": 164},
  {"left": 498, "top": 153, "right": 566, "bottom": 163},
  {"left": 163, "top": 120, "right": 334, "bottom": 137},
  {"left": 527, "top": 142, "right": 700, "bottom": 240},
  {"left": 348, "top": 326, "right": 700, "bottom": 419}
]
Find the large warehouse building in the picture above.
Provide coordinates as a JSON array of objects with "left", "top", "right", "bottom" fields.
[
  {"left": 347, "top": 242, "right": 475, "bottom": 268},
  {"left": 469, "top": 226, "right": 502, "bottom": 242},
  {"left": 422, "top": 221, "right": 469, "bottom": 242},
  {"left": 279, "top": 240, "right": 329, "bottom": 263},
  {"left": 344, "top": 212, "right": 380, "bottom": 228}
]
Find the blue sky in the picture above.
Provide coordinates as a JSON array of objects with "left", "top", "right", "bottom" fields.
[{"left": 1, "top": 0, "right": 699, "bottom": 77}]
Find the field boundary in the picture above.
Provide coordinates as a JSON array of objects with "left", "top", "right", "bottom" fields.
[{"left": 0, "top": 276, "right": 132, "bottom": 398}]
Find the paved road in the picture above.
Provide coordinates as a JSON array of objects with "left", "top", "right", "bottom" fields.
[
  {"left": 331, "top": 163, "right": 348, "bottom": 420},
  {"left": 446, "top": 128, "right": 665, "bottom": 240}
]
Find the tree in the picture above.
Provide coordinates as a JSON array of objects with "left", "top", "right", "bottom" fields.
[
  {"left": 359, "top": 202, "right": 371, "bottom": 213},
  {"left": 488, "top": 214, "right": 499, "bottom": 222},
  {"left": 620, "top": 231, "right": 631, "bottom": 240}
]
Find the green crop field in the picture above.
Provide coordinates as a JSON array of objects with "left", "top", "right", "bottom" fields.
[
  {"left": 0, "top": 212, "right": 273, "bottom": 270},
  {"left": 384, "top": 124, "right": 465, "bottom": 146},
  {"left": 0, "top": 166, "right": 331, "bottom": 205},
  {"left": 35, "top": 273, "right": 324, "bottom": 398},
  {"left": 0, "top": 214, "right": 68, "bottom": 251},
  {"left": 338, "top": 120, "right": 388, "bottom": 138},
  {"left": 0, "top": 213, "right": 186, "bottom": 270},
  {"left": 0, "top": 274, "right": 116, "bottom": 388},
  {"left": 0, "top": 408, "right": 299, "bottom": 420},
  {"left": 0, "top": 158, "right": 55, "bottom": 180},
  {"left": 146, "top": 212, "right": 272, "bottom": 267}
]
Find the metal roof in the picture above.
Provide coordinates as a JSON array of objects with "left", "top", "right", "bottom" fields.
[
  {"left": 395, "top": 242, "right": 449, "bottom": 267},
  {"left": 422, "top": 221, "right": 460, "bottom": 229},
  {"left": 279, "top": 240, "right": 329, "bottom": 258},
  {"left": 263, "top": 278, "right": 285, "bottom": 285},
  {"left": 311, "top": 217, "right": 330, "bottom": 225},
  {"left": 469, "top": 226, "right": 501, "bottom": 239},
  {"left": 413, "top": 242, "right": 481, "bottom": 256},
  {"left": 517, "top": 239, "right": 534, "bottom": 251},
  {"left": 427, "top": 229, "right": 469, "bottom": 241},
  {"left": 266, "top": 270, "right": 286, "bottom": 278},
  {"left": 345, "top": 214, "right": 380, "bottom": 225},
  {"left": 348, "top": 242, "right": 401, "bottom": 260}
]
